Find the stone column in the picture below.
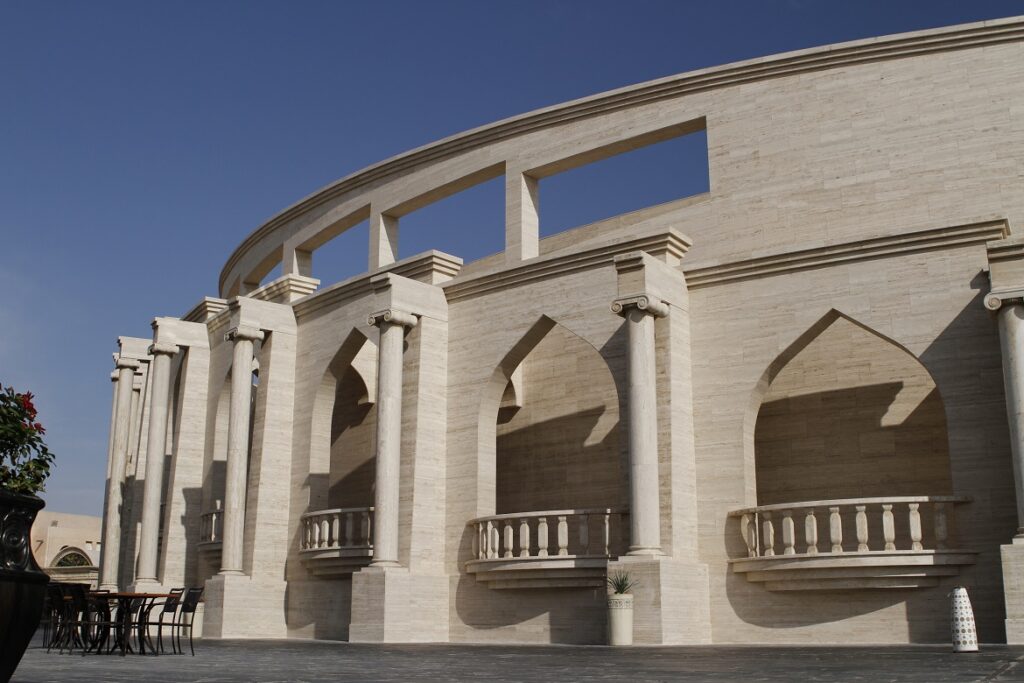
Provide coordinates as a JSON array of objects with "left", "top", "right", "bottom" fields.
[
  {"left": 987, "top": 293, "right": 1024, "bottom": 538},
  {"left": 134, "top": 342, "right": 180, "bottom": 586},
  {"left": 612, "top": 295, "right": 669, "bottom": 556},
  {"left": 220, "top": 325, "right": 264, "bottom": 574},
  {"left": 99, "top": 356, "right": 141, "bottom": 590},
  {"left": 367, "top": 308, "right": 418, "bottom": 566}
]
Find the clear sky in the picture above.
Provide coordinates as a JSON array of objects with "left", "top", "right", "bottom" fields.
[{"left": 2, "top": 0, "right": 1021, "bottom": 516}]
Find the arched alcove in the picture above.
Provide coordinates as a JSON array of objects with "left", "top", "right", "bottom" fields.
[
  {"left": 753, "top": 312, "right": 953, "bottom": 505},
  {"left": 492, "top": 319, "right": 622, "bottom": 514},
  {"left": 52, "top": 547, "right": 94, "bottom": 568},
  {"left": 308, "top": 330, "right": 377, "bottom": 511}
]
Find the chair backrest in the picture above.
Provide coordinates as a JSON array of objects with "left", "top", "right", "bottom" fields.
[
  {"left": 180, "top": 587, "right": 203, "bottom": 613},
  {"left": 163, "top": 587, "right": 185, "bottom": 613},
  {"left": 66, "top": 583, "right": 89, "bottom": 613}
]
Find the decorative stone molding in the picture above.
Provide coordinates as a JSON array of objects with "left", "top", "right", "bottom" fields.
[
  {"left": 611, "top": 295, "right": 670, "bottom": 318},
  {"left": 114, "top": 357, "right": 141, "bottom": 371},
  {"left": 182, "top": 296, "right": 228, "bottom": 323},
  {"left": 147, "top": 342, "right": 180, "bottom": 357},
  {"left": 223, "top": 325, "right": 265, "bottom": 344},
  {"left": 247, "top": 274, "right": 321, "bottom": 305},
  {"left": 985, "top": 289, "right": 1024, "bottom": 311},
  {"left": 367, "top": 309, "right": 419, "bottom": 329}
]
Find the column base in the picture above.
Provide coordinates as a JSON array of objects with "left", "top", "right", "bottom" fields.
[
  {"left": 128, "top": 578, "right": 164, "bottom": 593},
  {"left": 1002, "top": 543, "right": 1024, "bottom": 643},
  {"left": 608, "top": 556, "right": 710, "bottom": 645},
  {"left": 202, "top": 573, "right": 287, "bottom": 639},
  {"left": 348, "top": 566, "right": 449, "bottom": 643}
]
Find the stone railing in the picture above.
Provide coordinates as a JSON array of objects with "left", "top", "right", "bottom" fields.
[
  {"left": 298, "top": 507, "right": 374, "bottom": 576},
  {"left": 299, "top": 507, "right": 374, "bottom": 552},
  {"left": 727, "top": 496, "right": 975, "bottom": 590},
  {"left": 466, "top": 508, "right": 628, "bottom": 589},
  {"left": 199, "top": 502, "right": 223, "bottom": 546}
]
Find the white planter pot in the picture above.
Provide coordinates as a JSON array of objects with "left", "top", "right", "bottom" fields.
[{"left": 608, "top": 593, "right": 634, "bottom": 646}]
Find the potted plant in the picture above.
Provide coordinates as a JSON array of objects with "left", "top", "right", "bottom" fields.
[
  {"left": 607, "top": 570, "right": 637, "bottom": 646},
  {"left": 0, "top": 384, "right": 54, "bottom": 683}
]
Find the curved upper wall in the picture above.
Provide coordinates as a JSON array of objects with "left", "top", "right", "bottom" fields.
[{"left": 219, "top": 16, "right": 1024, "bottom": 298}]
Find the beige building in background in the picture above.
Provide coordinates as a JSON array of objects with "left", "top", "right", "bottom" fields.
[
  {"left": 98, "top": 17, "right": 1024, "bottom": 645},
  {"left": 32, "top": 511, "right": 102, "bottom": 586}
]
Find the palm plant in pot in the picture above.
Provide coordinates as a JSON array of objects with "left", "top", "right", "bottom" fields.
[
  {"left": 606, "top": 570, "right": 637, "bottom": 646},
  {"left": 0, "top": 384, "right": 54, "bottom": 683}
]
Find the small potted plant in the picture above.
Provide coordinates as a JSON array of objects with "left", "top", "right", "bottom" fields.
[
  {"left": 606, "top": 570, "right": 637, "bottom": 646},
  {"left": 0, "top": 384, "right": 54, "bottom": 683}
]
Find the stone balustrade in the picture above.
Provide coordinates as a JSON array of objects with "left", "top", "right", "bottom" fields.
[
  {"left": 199, "top": 502, "right": 223, "bottom": 546},
  {"left": 465, "top": 508, "right": 628, "bottom": 589},
  {"left": 298, "top": 507, "right": 374, "bottom": 576},
  {"left": 728, "top": 496, "right": 976, "bottom": 590}
]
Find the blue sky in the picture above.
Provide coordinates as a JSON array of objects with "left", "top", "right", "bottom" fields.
[{"left": 1, "top": 0, "right": 1021, "bottom": 515}]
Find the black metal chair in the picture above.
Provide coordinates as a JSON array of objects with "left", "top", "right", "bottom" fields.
[
  {"left": 167, "top": 587, "right": 203, "bottom": 656},
  {"left": 137, "top": 588, "right": 184, "bottom": 655},
  {"left": 42, "top": 583, "right": 65, "bottom": 652}
]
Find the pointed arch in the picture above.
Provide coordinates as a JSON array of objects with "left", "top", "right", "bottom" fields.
[
  {"left": 476, "top": 315, "right": 622, "bottom": 515},
  {"left": 309, "top": 328, "right": 378, "bottom": 511},
  {"left": 745, "top": 309, "right": 953, "bottom": 505}
]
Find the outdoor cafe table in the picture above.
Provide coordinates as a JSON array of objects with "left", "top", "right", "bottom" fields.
[{"left": 90, "top": 591, "right": 174, "bottom": 655}]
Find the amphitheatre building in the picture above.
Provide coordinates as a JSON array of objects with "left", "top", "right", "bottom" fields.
[{"left": 98, "top": 17, "right": 1024, "bottom": 644}]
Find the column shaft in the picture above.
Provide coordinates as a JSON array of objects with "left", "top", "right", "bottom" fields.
[
  {"left": 371, "top": 320, "right": 405, "bottom": 566},
  {"left": 99, "top": 359, "right": 140, "bottom": 589},
  {"left": 625, "top": 308, "right": 662, "bottom": 555},
  {"left": 999, "top": 303, "right": 1024, "bottom": 537},
  {"left": 221, "top": 329, "right": 260, "bottom": 573},
  {"left": 135, "top": 344, "right": 178, "bottom": 583}
]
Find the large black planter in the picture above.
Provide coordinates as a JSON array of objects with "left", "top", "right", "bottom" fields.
[{"left": 0, "top": 490, "right": 47, "bottom": 683}]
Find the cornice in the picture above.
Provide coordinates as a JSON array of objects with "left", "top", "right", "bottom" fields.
[
  {"left": 220, "top": 16, "right": 1024, "bottom": 293},
  {"left": 183, "top": 297, "right": 228, "bottom": 323},
  {"left": 442, "top": 229, "right": 691, "bottom": 302},
  {"left": 684, "top": 219, "right": 1009, "bottom": 289},
  {"left": 293, "top": 249, "right": 462, "bottom": 320},
  {"left": 248, "top": 274, "right": 321, "bottom": 305}
]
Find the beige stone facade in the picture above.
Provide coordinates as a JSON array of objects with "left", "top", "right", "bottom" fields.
[
  {"left": 32, "top": 511, "right": 102, "bottom": 587},
  {"left": 98, "top": 17, "right": 1024, "bottom": 644}
]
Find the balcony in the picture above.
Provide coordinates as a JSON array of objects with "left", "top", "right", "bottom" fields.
[
  {"left": 198, "top": 503, "right": 222, "bottom": 565},
  {"left": 298, "top": 507, "right": 374, "bottom": 576},
  {"left": 465, "top": 508, "right": 628, "bottom": 589},
  {"left": 728, "top": 496, "right": 975, "bottom": 590}
]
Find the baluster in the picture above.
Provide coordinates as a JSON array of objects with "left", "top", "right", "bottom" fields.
[
  {"left": 804, "top": 508, "right": 818, "bottom": 555},
  {"left": 909, "top": 503, "right": 923, "bottom": 550},
  {"left": 477, "top": 523, "right": 485, "bottom": 560},
  {"left": 518, "top": 518, "right": 530, "bottom": 557},
  {"left": 882, "top": 504, "right": 895, "bottom": 550},
  {"left": 363, "top": 510, "right": 372, "bottom": 547},
  {"left": 579, "top": 514, "right": 590, "bottom": 556},
  {"left": 537, "top": 517, "right": 549, "bottom": 557},
  {"left": 603, "top": 513, "right": 611, "bottom": 556},
  {"left": 344, "top": 513, "right": 354, "bottom": 547},
  {"left": 503, "top": 521, "right": 514, "bottom": 558},
  {"left": 323, "top": 518, "right": 331, "bottom": 548},
  {"left": 331, "top": 513, "right": 340, "bottom": 548},
  {"left": 856, "top": 505, "right": 869, "bottom": 552},
  {"left": 935, "top": 502, "right": 949, "bottom": 550},
  {"left": 740, "top": 513, "right": 755, "bottom": 557},
  {"left": 829, "top": 506, "right": 843, "bottom": 553},
  {"left": 485, "top": 520, "right": 496, "bottom": 559},
  {"left": 557, "top": 516, "right": 569, "bottom": 556},
  {"left": 762, "top": 511, "right": 775, "bottom": 557},
  {"left": 781, "top": 510, "right": 795, "bottom": 555},
  {"left": 312, "top": 517, "right": 322, "bottom": 548},
  {"left": 472, "top": 522, "right": 479, "bottom": 559}
]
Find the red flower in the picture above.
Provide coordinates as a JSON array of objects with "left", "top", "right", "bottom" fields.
[{"left": 33, "top": 422, "right": 45, "bottom": 435}]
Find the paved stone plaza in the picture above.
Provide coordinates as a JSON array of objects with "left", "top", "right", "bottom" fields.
[{"left": 11, "top": 638, "right": 1024, "bottom": 682}]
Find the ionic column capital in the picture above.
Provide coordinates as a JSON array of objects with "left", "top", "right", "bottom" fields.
[
  {"left": 148, "top": 342, "right": 180, "bottom": 357},
  {"left": 115, "top": 357, "right": 141, "bottom": 371},
  {"left": 224, "top": 325, "right": 265, "bottom": 343},
  {"left": 611, "top": 295, "right": 670, "bottom": 318},
  {"left": 985, "top": 288, "right": 1024, "bottom": 311},
  {"left": 368, "top": 308, "right": 419, "bottom": 328}
]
